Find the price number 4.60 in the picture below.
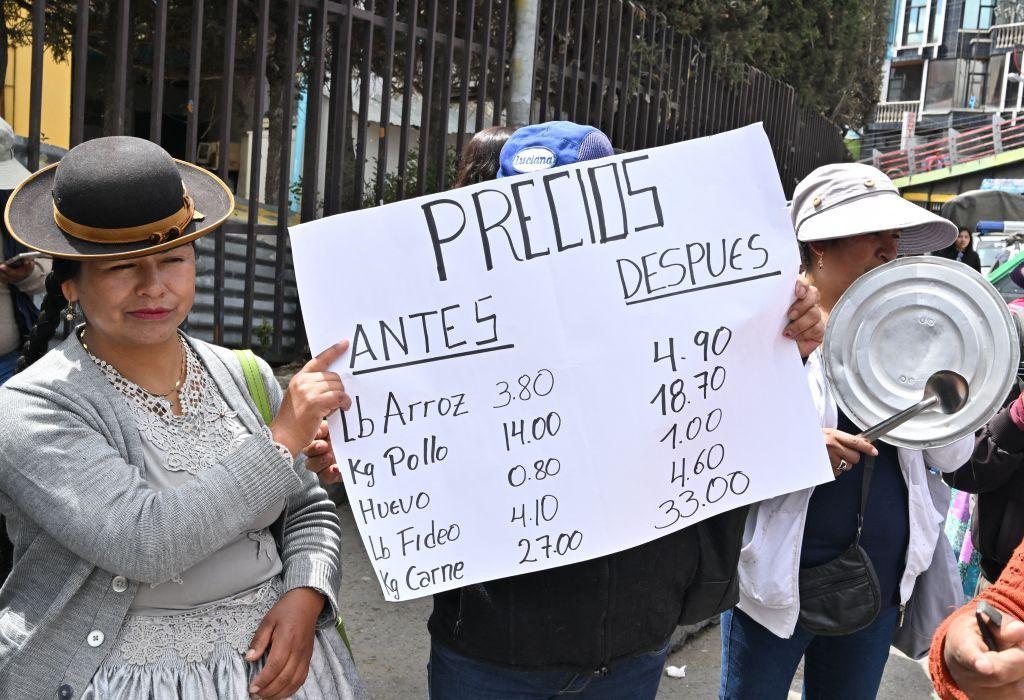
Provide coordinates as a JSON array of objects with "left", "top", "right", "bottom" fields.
[{"left": 656, "top": 471, "right": 750, "bottom": 530}]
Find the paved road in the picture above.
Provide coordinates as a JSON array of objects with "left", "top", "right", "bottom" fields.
[{"left": 335, "top": 503, "right": 937, "bottom": 699}]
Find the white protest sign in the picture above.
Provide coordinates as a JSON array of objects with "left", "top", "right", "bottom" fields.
[{"left": 289, "top": 124, "right": 833, "bottom": 601}]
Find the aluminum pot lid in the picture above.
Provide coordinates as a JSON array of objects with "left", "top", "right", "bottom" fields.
[{"left": 823, "top": 256, "right": 1019, "bottom": 449}]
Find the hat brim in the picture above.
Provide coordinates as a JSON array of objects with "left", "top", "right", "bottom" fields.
[
  {"left": 796, "top": 191, "right": 957, "bottom": 255},
  {"left": 3, "top": 160, "right": 234, "bottom": 261}
]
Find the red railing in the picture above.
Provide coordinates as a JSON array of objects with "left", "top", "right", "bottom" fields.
[{"left": 861, "top": 115, "right": 1024, "bottom": 179}]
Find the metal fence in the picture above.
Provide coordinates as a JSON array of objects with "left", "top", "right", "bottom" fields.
[
  {"left": 532, "top": 0, "right": 848, "bottom": 195},
  {"left": 22, "top": 0, "right": 847, "bottom": 362}
]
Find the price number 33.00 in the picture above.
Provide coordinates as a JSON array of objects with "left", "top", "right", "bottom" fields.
[{"left": 656, "top": 471, "right": 750, "bottom": 529}]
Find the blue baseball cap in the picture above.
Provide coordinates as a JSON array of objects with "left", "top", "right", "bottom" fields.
[{"left": 496, "top": 121, "right": 615, "bottom": 178}]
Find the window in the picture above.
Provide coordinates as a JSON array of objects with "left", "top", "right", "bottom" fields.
[
  {"left": 904, "top": 0, "right": 929, "bottom": 45},
  {"left": 888, "top": 64, "right": 925, "bottom": 102},
  {"left": 925, "top": 59, "right": 955, "bottom": 110},
  {"left": 965, "top": 59, "right": 987, "bottom": 108},
  {"left": 1006, "top": 76, "right": 1023, "bottom": 111},
  {"left": 988, "top": 54, "right": 1005, "bottom": 107},
  {"left": 962, "top": 0, "right": 997, "bottom": 30},
  {"left": 929, "top": 0, "right": 946, "bottom": 44}
]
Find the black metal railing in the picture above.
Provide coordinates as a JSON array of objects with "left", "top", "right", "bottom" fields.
[{"left": 21, "top": 0, "right": 847, "bottom": 361}]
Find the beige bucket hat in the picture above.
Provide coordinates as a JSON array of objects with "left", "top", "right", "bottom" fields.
[{"left": 791, "top": 163, "right": 957, "bottom": 255}]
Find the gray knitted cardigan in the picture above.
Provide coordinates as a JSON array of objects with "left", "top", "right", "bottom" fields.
[{"left": 0, "top": 333, "right": 342, "bottom": 700}]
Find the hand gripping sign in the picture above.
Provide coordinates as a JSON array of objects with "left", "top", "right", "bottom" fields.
[{"left": 289, "top": 124, "right": 833, "bottom": 601}]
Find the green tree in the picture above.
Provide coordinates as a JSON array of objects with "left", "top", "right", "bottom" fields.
[{"left": 646, "top": 0, "right": 891, "bottom": 129}]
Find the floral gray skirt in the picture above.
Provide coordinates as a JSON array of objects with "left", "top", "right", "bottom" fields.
[{"left": 81, "top": 578, "right": 367, "bottom": 699}]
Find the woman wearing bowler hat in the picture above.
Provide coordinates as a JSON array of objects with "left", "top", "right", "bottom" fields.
[
  {"left": 0, "top": 137, "right": 365, "bottom": 700},
  {"left": 720, "top": 163, "right": 974, "bottom": 699}
]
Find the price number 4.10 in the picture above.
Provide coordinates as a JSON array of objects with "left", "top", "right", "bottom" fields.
[{"left": 656, "top": 471, "right": 750, "bottom": 530}]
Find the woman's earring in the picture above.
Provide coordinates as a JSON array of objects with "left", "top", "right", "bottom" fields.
[
  {"left": 64, "top": 301, "right": 76, "bottom": 322},
  {"left": 817, "top": 253, "right": 824, "bottom": 270}
]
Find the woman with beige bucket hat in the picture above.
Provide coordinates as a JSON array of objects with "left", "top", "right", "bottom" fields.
[{"left": 719, "top": 163, "right": 973, "bottom": 699}]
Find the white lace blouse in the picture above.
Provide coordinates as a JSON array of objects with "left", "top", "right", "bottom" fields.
[{"left": 85, "top": 337, "right": 287, "bottom": 664}]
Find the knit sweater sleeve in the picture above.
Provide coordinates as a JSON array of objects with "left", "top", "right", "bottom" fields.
[
  {"left": 930, "top": 540, "right": 1024, "bottom": 699},
  {"left": 257, "top": 355, "right": 343, "bottom": 626},
  {"left": 0, "top": 384, "right": 305, "bottom": 584}
]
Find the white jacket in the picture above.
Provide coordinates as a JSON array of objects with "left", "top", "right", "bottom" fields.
[{"left": 736, "top": 350, "right": 974, "bottom": 638}]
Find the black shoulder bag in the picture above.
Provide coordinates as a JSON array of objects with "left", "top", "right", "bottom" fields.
[{"left": 797, "top": 456, "right": 882, "bottom": 636}]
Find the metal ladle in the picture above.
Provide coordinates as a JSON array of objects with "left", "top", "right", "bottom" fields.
[
  {"left": 859, "top": 370, "right": 970, "bottom": 442},
  {"left": 835, "top": 370, "right": 970, "bottom": 472}
]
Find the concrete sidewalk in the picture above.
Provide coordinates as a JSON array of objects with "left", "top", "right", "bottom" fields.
[{"left": 335, "top": 502, "right": 937, "bottom": 699}]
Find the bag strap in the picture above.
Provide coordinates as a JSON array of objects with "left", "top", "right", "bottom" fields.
[
  {"left": 855, "top": 454, "right": 876, "bottom": 543},
  {"left": 233, "top": 349, "right": 273, "bottom": 425}
]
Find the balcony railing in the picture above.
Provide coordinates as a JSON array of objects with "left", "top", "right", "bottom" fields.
[
  {"left": 992, "top": 22, "right": 1024, "bottom": 49},
  {"left": 874, "top": 101, "right": 919, "bottom": 124},
  {"left": 860, "top": 114, "right": 1024, "bottom": 179}
]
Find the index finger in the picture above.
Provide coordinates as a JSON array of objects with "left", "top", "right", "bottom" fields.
[{"left": 305, "top": 340, "right": 350, "bottom": 373}]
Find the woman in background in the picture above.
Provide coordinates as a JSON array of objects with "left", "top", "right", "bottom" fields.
[
  {"left": 935, "top": 228, "right": 982, "bottom": 272},
  {"left": 453, "top": 125, "right": 514, "bottom": 187}
]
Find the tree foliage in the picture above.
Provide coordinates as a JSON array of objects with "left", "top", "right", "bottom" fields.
[{"left": 646, "top": 0, "right": 892, "bottom": 129}]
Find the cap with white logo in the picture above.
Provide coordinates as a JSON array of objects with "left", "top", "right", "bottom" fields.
[
  {"left": 510, "top": 147, "right": 557, "bottom": 173},
  {"left": 497, "top": 121, "right": 614, "bottom": 179}
]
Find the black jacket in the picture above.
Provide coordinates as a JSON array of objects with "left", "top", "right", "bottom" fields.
[
  {"left": 428, "top": 505, "right": 747, "bottom": 671},
  {"left": 945, "top": 385, "right": 1024, "bottom": 581},
  {"left": 933, "top": 244, "right": 982, "bottom": 273}
]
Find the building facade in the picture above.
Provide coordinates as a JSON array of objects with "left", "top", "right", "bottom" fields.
[{"left": 869, "top": 0, "right": 1024, "bottom": 150}]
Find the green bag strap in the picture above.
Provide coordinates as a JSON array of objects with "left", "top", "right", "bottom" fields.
[
  {"left": 336, "top": 617, "right": 353, "bottom": 656},
  {"left": 233, "top": 349, "right": 355, "bottom": 658},
  {"left": 233, "top": 349, "right": 273, "bottom": 425}
]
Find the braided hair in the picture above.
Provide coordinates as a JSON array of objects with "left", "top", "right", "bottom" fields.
[{"left": 17, "top": 258, "right": 81, "bottom": 372}]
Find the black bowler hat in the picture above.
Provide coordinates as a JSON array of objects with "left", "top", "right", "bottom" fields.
[{"left": 4, "top": 136, "right": 234, "bottom": 261}]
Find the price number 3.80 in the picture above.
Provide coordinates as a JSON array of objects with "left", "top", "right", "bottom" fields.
[
  {"left": 494, "top": 370, "right": 556, "bottom": 408},
  {"left": 655, "top": 471, "right": 750, "bottom": 530}
]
